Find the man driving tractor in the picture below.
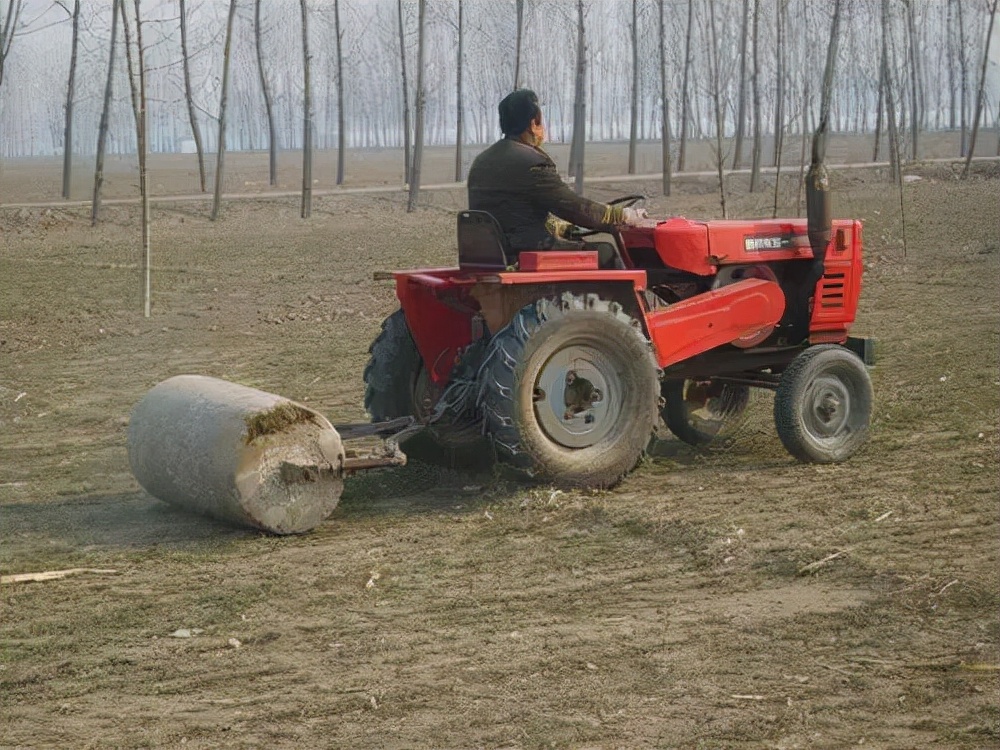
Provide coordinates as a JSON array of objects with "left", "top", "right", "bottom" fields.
[{"left": 467, "top": 89, "right": 647, "bottom": 269}]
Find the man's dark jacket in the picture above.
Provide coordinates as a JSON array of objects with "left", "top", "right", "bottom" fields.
[{"left": 467, "top": 138, "right": 615, "bottom": 252}]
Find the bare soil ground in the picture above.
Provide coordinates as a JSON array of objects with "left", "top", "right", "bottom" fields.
[{"left": 1, "top": 141, "right": 998, "bottom": 749}]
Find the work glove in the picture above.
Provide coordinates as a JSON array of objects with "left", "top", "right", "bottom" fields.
[
  {"left": 545, "top": 214, "right": 574, "bottom": 240},
  {"left": 621, "top": 207, "right": 649, "bottom": 226}
]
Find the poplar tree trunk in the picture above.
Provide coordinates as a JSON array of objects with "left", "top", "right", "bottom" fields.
[
  {"left": 334, "top": 0, "right": 345, "bottom": 185},
  {"left": 906, "top": 0, "right": 921, "bottom": 160},
  {"left": 773, "top": 0, "right": 785, "bottom": 168},
  {"left": 514, "top": 0, "right": 524, "bottom": 89},
  {"left": 407, "top": 0, "right": 426, "bottom": 212},
  {"left": 61, "top": 0, "right": 80, "bottom": 200},
  {"left": 749, "top": 0, "right": 762, "bottom": 192},
  {"left": 133, "top": 0, "right": 150, "bottom": 318},
  {"left": 121, "top": 0, "right": 150, "bottom": 317},
  {"left": 706, "top": 0, "right": 726, "bottom": 218},
  {"left": 255, "top": 0, "right": 278, "bottom": 187},
  {"left": 398, "top": 0, "right": 411, "bottom": 184},
  {"left": 627, "top": 0, "right": 638, "bottom": 174},
  {"left": 963, "top": 0, "right": 999, "bottom": 177},
  {"left": 570, "top": 0, "right": 586, "bottom": 194},
  {"left": 677, "top": 0, "right": 694, "bottom": 172},
  {"left": 211, "top": 0, "right": 238, "bottom": 221},
  {"left": 455, "top": 0, "right": 464, "bottom": 182},
  {"left": 873, "top": 61, "right": 885, "bottom": 162},
  {"left": 732, "top": 0, "right": 750, "bottom": 169},
  {"left": 91, "top": 0, "right": 119, "bottom": 226},
  {"left": 179, "top": 0, "right": 206, "bottom": 192},
  {"left": 882, "top": 0, "right": 902, "bottom": 182},
  {"left": 957, "top": 0, "right": 968, "bottom": 156},
  {"left": 0, "top": 0, "right": 24, "bottom": 91},
  {"left": 300, "top": 0, "right": 313, "bottom": 217},
  {"left": 658, "top": 0, "right": 671, "bottom": 196}
]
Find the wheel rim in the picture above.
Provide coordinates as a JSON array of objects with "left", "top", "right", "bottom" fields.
[
  {"left": 802, "top": 374, "right": 854, "bottom": 443},
  {"left": 533, "top": 344, "right": 623, "bottom": 449}
]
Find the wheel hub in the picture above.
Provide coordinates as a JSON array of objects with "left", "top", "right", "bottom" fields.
[
  {"left": 533, "top": 346, "right": 621, "bottom": 449},
  {"left": 806, "top": 377, "right": 851, "bottom": 438}
]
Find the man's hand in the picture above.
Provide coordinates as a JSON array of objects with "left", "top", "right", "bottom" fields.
[
  {"left": 621, "top": 207, "right": 649, "bottom": 226},
  {"left": 545, "top": 214, "right": 574, "bottom": 239}
]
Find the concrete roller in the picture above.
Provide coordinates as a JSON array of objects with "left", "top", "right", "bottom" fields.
[{"left": 127, "top": 375, "right": 345, "bottom": 535}]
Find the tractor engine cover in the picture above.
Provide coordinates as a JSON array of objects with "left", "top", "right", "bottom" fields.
[{"left": 127, "top": 375, "right": 345, "bottom": 534}]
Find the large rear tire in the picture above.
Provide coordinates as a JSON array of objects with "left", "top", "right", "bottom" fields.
[
  {"left": 477, "top": 293, "right": 660, "bottom": 488},
  {"left": 774, "top": 344, "right": 873, "bottom": 463},
  {"left": 363, "top": 310, "right": 485, "bottom": 466},
  {"left": 662, "top": 379, "right": 750, "bottom": 446},
  {"left": 364, "top": 310, "right": 421, "bottom": 422}
]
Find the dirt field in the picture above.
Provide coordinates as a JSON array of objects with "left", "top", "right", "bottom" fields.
[{"left": 1, "top": 142, "right": 998, "bottom": 748}]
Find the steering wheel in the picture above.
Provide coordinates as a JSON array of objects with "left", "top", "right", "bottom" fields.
[{"left": 570, "top": 194, "right": 647, "bottom": 239}]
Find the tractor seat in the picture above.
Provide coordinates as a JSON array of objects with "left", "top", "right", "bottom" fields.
[{"left": 457, "top": 210, "right": 511, "bottom": 270}]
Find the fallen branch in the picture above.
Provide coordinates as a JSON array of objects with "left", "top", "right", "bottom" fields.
[
  {"left": 798, "top": 550, "right": 846, "bottom": 576},
  {"left": 1, "top": 568, "right": 118, "bottom": 584},
  {"left": 730, "top": 694, "right": 766, "bottom": 700}
]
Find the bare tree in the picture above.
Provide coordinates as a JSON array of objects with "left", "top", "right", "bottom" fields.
[
  {"left": 963, "top": 0, "right": 999, "bottom": 177},
  {"left": 255, "top": 0, "right": 277, "bottom": 187},
  {"left": 881, "top": 0, "right": 902, "bottom": 182},
  {"left": 60, "top": 0, "right": 80, "bottom": 200},
  {"left": 658, "top": 0, "right": 671, "bottom": 196},
  {"left": 334, "top": 0, "right": 344, "bottom": 185},
  {"left": 407, "top": 0, "right": 426, "bottom": 212},
  {"left": 570, "top": 0, "right": 586, "bottom": 194},
  {"left": 732, "top": 0, "right": 750, "bottom": 169},
  {"left": 677, "top": 0, "right": 694, "bottom": 171},
  {"left": 91, "top": 0, "right": 120, "bottom": 226},
  {"left": 749, "top": 0, "right": 762, "bottom": 192},
  {"left": 179, "top": 0, "right": 206, "bottom": 192},
  {"left": 455, "top": 0, "right": 464, "bottom": 182},
  {"left": 905, "top": 0, "right": 922, "bottom": 159},
  {"left": 121, "top": 0, "right": 151, "bottom": 317},
  {"left": 956, "top": 0, "right": 969, "bottom": 155},
  {"left": 301, "top": 0, "right": 313, "bottom": 217},
  {"left": 772, "top": 0, "right": 786, "bottom": 168},
  {"left": 627, "top": 0, "right": 638, "bottom": 174},
  {"left": 705, "top": 0, "right": 727, "bottom": 217},
  {"left": 514, "top": 0, "right": 524, "bottom": 89},
  {"left": 0, "top": 0, "right": 24, "bottom": 90},
  {"left": 211, "top": 0, "right": 238, "bottom": 222},
  {"left": 398, "top": 0, "right": 411, "bottom": 184}
]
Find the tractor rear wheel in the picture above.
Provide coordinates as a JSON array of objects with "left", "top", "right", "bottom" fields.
[
  {"left": 774, "top": 344, "right": 873, "bottom": 463},
  {"left": 662, "top": 379, "right": 750, "bottom": 446},
  {"left": 477, "top": 293, "right": 660, "bottom": 488},
  {"left": 364, "top": 310, "right": 485, "bottom": 465},
  {"left": 364, "top": 310, "right": 421, "bottom": 422}
]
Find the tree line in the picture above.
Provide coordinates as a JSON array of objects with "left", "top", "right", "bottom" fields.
[
  {"left": 2, "top": 0, "right": 997, "bottom": 162},
  {"left": 1, "top": 0, "right": 997, "bottom": 315}
]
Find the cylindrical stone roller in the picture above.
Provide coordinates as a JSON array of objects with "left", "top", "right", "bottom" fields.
[{"left": 127, "top": 375, "right": 345, "bottom": 534}]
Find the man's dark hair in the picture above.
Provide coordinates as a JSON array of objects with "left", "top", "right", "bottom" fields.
[{"left": 499, "top": 89, "right": 541, "bottom": 137}]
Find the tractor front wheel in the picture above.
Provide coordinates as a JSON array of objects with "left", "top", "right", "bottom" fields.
[
  {"left": 773, "top": 344, "right": 873, "bottom": 463},
  {"left": 477, "top": 293, "right": 660, "bottom": 488}
]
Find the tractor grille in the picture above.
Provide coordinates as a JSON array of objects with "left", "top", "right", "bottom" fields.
[{"left": 818, "top": 272, "right": 846, "bottom": 308}]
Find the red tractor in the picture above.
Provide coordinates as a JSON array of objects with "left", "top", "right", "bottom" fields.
[{"left": 364, "top": 187, "right": 874, "bottom": 489}]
